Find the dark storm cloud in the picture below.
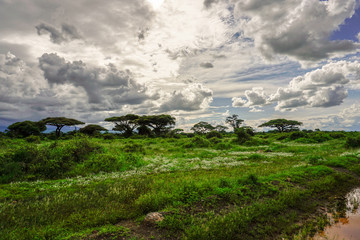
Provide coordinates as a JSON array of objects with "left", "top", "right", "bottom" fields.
[
  {"left": 232, "top": 0, "right": 360, "bottom": 64},
  {"left": 35, "top": 23, "right": 81, "bottom": 44},
  {"left": 39, "top": 53, "right": 158, "bottom": 105}
]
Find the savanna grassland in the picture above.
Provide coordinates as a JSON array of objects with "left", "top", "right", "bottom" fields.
[{"left": 1, "top": 131, "right": 360, "bottom": 240}]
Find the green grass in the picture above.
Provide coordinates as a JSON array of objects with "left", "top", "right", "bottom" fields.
[{"left": 0, "top": 132, "right": 359, "bottom": 239}]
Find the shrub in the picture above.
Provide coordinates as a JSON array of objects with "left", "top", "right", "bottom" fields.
[
  {"left": 206, "top": 131, "right": 222, "bottom": 139},
  {"left": 329, "top": 131, "right": 346, "bottom": 139},
  {"left": 289, "top": 131, "right": 307, "bottom": 140},
  {"left": 308, "top": 132, "right": 332, "bottom": 143},
  {"left": 239, "top": 174, "right": 259, "bottom": 185},
  {"left": 235, "top": 127, "right": 252, "bottom": 144},
  {"left": 102, "top": 133, "right": 116, "bottom": 140},
  {"left": 84, "top": 154, "right": 122, "bottom": 173},
  {"left": 215, "top": 141, "right": 231, "bottom": 150},
  {"left": 184, "top": 135, "right": 211, "bottom": 148},
  {"left": 295, "top": 137, "right": 318, "bottom": 144},
  {"left": 208, "top": 137, "right": 222, "bottom": 145},
  {"left": 25, "top": 135, "right": 41, "bottom": 143},
  {"left": 276, "top": 134, "right": 289, "bottom": 141},
  {"left": 345, "top": 136, "right": 360, "bottom": 148},
  {"left": 0, "top": 137, "right": 103, "bottom": 183},
  {"left": 123, "top": 142, "right": 145, "bottom": 153},
  {"left": 306, "top": 155, "right": 322, "bottom": 165},
  {"left": 242, "top": 138, "right": 269, "bottom": 146}
]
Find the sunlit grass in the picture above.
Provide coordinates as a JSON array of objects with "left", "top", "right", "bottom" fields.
[{"left": 0, "top": 132, "right": 359, "bottom": 239}]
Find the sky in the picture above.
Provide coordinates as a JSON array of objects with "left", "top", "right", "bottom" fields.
[{"left": 0, "top": 0, "right": 360, "bottom": 132}]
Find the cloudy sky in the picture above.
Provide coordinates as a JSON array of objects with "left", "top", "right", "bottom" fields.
[{"left": 1, "top": 0, "right": 360, "bottom": 131}]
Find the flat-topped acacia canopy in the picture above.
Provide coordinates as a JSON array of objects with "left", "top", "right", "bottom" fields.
[
  {"left": 40, "top": 117, "right": 85, "bottom": 137},
  {"left": 259, "top": 119, "right": 303, "bottom": 132}
]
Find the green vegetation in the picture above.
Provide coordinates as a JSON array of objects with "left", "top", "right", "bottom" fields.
[
  {"left": 7, "top": 121, "right": 46, "bottom": 137},
  {"left": 40, "top": 117, "right": 85, "bottom": 138},
  {"left": 0, "top": 128, "right": 359, "bottom": 240},
  {"left": 259, "top": 119, "right": 303, "bottom": 132}
]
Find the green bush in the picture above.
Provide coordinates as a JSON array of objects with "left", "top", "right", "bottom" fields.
[
  {"left": 243, "top": 138, "right": 269, "bottom": 146},
  {"left": 307, "top": 132, "right": 332, "bottom": 143},
  {"left": 102, "top": 133, "right": 116, "bottom": 140},
  {"left": 345, "top": 136, "right": 360, "bottom": 148},
  {"left": 25, "top": 135, "right": 41, "bottom": 143},
  {"left": 235, "top": 127, "right": 252, "bottom": 144},
  {"left": 215, "top": 141, "right": 231, "bottom": 150},
  {"left": 289, "top": 131, "right": 307, "bottom": 140},
  {"left": 208, "top": 137, "right": 222, "bottom": 145},
  {"left": 83, "top": 154, "right": 123, "bottom": 173},
  {"left": 0, "top": 137, "right": 103, "bottom": 183},
  {"left": 295, "top": 137, "right": 318, "bottom": 144},
  {"left": 329, "top": 131, "right": 346, "bottom": 139},
  {"left": 184, "top": 135, "right": 211, "bottom": 148},
  {"left": 123, "top": 142, "right": 145, "bottom": 153},
  {"left": 206, "top": 131, "right": 222, "bottom": 139}
]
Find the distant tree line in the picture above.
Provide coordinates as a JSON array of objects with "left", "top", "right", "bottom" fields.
[
  {"left": 5, "top": 115, "right": 176, "bottom": 138},
  {"left": 4, "top": 113, "right": 305, "bottom": 140}
]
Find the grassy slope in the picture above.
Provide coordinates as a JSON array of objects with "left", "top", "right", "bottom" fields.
[{"left": 0, "top": 135, "right": 360, "bottom": 239}]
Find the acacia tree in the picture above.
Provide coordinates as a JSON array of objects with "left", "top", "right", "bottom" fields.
[
  {"left": 191, "top": 121, "right": 214, "bottom": 134},
  {"left": 40, "top": 117, "right": 85, "bottom": 137},
  {"left": 226, "top": 114, "right": 244, "bottom": 131},
  {"left": 7, "top": 121, "right": 46, "bottom": 137},
  {"left": 137, "top": 115, "right": 176, "bottom": 136},
  {"left": 79, "top": 124, "right": 107, "bottom": 135},
  {"left": 104, "top": 114, "right": 139, "bottom": 137},
  {"left": 214, "top": 125, "right": 228, "bottom": 133},
  {"left": 258, "top": 119, "right": 303, "bottom": 132}
]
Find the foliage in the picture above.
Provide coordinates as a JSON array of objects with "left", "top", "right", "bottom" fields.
[
  {"left": 137, "top": 124, "right": 153, "bottom": 136},
  {"left": 0, "top": 131, "right": 360, "bottom": 240},
  {"left": 105, "top": 114, "right": 139, "bottom": 137},
  {"left": 191, "top": 121, "right": 214, "bottom": 134},
  {"left": 0, "top": 136, "right": 102, "bottom": 183},
  {"left": 79, "top": 124, "right": 107, "bottom": 135},
  {"left": 225, "top": 114, "right": 244, "bottom": 131},
  {"left": 7, "top": 121, "right": 46, "bottom": 137},
  {"left": 235, "top": 127, "right": 252, "bottom": 144},
  {"left": 102, "top": 133, "right": 116, "bottom": 140},
  {"left": 206, "top": 130, "right": 222, "bottom": 139},
  {"left": 289, "top": 131, "right": 307, "bottom": 140},
  {"left": 259, "top": 119, "right": 303, "bottom": 132},
  {"left": 122, "top": 142, "right": 145, "bottom": 153},
  {"left": 40, "top": 117, "right": 85, "bottom": 137},
  {"left": 25, "top": 135, "right": 41, "bottom": 143},
  {"left": 136, "top": 114, "right": 176, "bottom": 136},
  {"left": 184, "top": 135, "right": 211, "bottom": 148},
  {"left": 345, "top": 135, "right": 360, "bottom": 148},
  {"left": 214, "top": 125, "right": 228, "bottom": 133}
]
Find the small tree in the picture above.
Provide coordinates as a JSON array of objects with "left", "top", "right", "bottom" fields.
[
  {"left": 191, "top": 121, "right": 214, "bottom": 134},
  {"left": 226, "top": 114, "right": 244, "bottom": 131},
  {"left": 258, "top": 119, "right": 302, "bottom": 132},
  {"left": 7, "top": 121, "right": 46, "bottom": 137},
  {"left": 40, "top": 117, "right": 85, "bottom": 137},
  {"left": 104, "top": 114, "right": 139, "bottom": 137},
  {"left": 137, "top": 115, "right": 176, "bottom": 136},
  {"left": 79, "top": 124, "right": 107, "bottom": 135},
  {"left": 214, "top": 125, "right": 228, "bottom": 133},
  {"left": 167, "top": 128, "right": 184, "bottom": 138},
  {"left": 235, "top": 127, "right": 252, "bottom": 144}
]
